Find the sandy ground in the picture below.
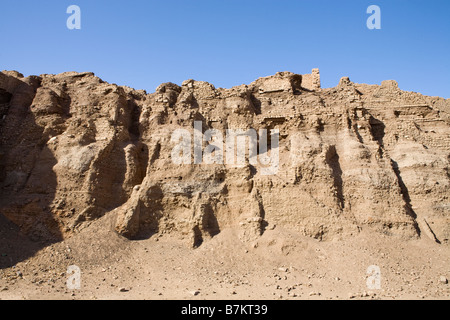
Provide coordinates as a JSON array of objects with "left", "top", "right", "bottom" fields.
[{"left": 0, "top": 214, "right": 449, "bottom": 300}]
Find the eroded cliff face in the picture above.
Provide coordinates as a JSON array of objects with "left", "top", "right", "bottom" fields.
[{"left": 0, "top": 69, "right": 449, "bottom": 246}]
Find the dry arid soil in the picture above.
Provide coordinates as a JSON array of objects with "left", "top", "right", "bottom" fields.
[{"left": 0, "top": 69, "right": 449, "bottom": 300}]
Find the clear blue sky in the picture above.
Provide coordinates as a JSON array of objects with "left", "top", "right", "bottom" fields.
[{"left": 1, "top": 0, "right": 449, "bottom": 98}]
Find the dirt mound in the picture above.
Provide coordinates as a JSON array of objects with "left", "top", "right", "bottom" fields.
[{"left": 0, "top": 69, "right": 449, "bottom": 248}]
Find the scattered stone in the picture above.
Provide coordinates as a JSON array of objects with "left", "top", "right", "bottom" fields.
[
  {"left": 439, "top": 276, "right": 448, "bottom": 284},
  {"left": 48, "top": 137, "right": 57, "bottom": 144},
  {"left": 189, "top": 290, "right": 200, "bottom": 296}
]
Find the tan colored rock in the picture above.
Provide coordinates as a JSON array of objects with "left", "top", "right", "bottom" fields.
[{"left": 0, "top": 69, "right": 449, "bottom": 247}]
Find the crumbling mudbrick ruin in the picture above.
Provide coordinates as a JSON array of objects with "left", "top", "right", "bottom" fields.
[{"left": 0, "top": 69, "right": 449, "bottom": 247}]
